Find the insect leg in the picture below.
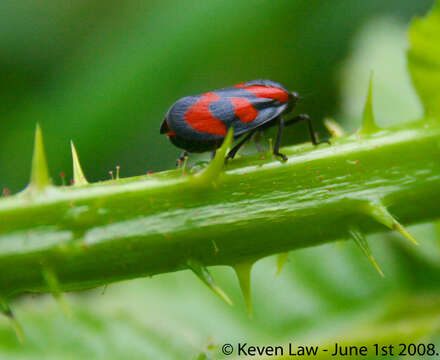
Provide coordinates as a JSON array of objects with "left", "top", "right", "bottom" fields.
[
  {"left": 273, "top": 117, "right": 288, "bottom": 161},
  {"left": 284, "top": 114, "right": 307, "bottom": 127},
  {"left": 211, "top": 150, "right": 216, "bottom": 159},
  {"left": 285, "top": 114, "right": 330, "bottom": 145},
  {"left": 226, "top": 130, "right": 256, "bottom": 161},
  {"left": 176, "top": 151, "right": 188, "bottom": 167}
]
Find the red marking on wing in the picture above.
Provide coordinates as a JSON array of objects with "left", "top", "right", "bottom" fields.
[
  {"left": 230, "top": 97, "right": 258, "bottom": 123},
  {"left": 184, "top": 93, "right": 227, "bottom": 136},
  {"left": 166, "top": 130, "right": 176, "bottom": 137},
  {"left": 234, "top": 82, "right": 246, "bottom": 88},
  {"left": 244, "top": 85, "right": 289, "bottom": 103}
]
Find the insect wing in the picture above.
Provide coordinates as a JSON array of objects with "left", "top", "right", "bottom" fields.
[
  {"left": 165, "top": 81, "right": 291, "bottom": 140},
  {"left": 166, "top": 95, "right": 226, "bottom": 141},
  {"left": 210, "top": 94, "right": 287, "bottom": 137}
]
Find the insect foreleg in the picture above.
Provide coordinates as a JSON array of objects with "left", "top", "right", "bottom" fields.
[
  {"left": 285, "top": 114, "right": 330, "bottom": 145},
  {"left": 273, "top": 117, "right": 288, "bottom": 161}
]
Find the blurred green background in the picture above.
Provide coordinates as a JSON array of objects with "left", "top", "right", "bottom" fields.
[
  {"left": 1, "top": 1, "right": 439, "bottom": 359},
  {"left": 0, "top": 0, "right": 431, "bottom": 193}
]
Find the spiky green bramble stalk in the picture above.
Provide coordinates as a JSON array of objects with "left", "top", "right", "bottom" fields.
[
  {"left": 1, "top": 80, "right": 440, "bottom": 328},
  {"left": 1, "top": 118, "right": 439, "bottom": 297}
]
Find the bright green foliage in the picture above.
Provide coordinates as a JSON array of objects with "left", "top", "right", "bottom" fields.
[
  {"left": 408, "top": 0, "right": 440, "bottom": 117},
  {"left": 340, "top": 18, "right": 423, "bottom": 127}
]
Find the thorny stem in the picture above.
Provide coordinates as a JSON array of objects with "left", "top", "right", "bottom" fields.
[{"left": 0, "top": 121, "right": 439, "bottom": 297}]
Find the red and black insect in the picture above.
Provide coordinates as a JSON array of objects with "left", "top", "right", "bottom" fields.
[{"left": 160, "top": 79, "right": 328, "bottom": 163}]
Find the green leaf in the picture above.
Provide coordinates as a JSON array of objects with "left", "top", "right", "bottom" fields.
[{"left": 408, "top": 0, "right": 440, "bottom": 117}]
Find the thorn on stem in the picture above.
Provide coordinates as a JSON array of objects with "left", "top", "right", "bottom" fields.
[
  {"left": 0, "top": 299, "right": 24, "bottom": 342},
  {"left": 349, "top": 227, "right": 384, "bottom": 277},
  {"left": 26, "top": 123, "right": 52, "bottom": 194},
  {"left": 233, "top": 261, "right": 255, "bottom": 318},
  {"left": 187, "top": 258, "right": 233, "bottom": 306},
  {"left": 276, "top": 252, "right": 289, "bottom": 276},
  {"left": 360, "top": 72, "right": 380, "bottom": 134},
  {"left": 70, "top": 141, "right": 88, "bottom": 186},
  {"left": 42, "top": 268, "right": 72, "bottom": 318},
  {"left": 362, "top": 201, "right": 418, "bottom": 246},
  {"left": 192, "top": 128, "right": 233, "bottom": 187}
]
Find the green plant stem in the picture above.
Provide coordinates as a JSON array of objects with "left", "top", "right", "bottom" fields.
[{"left": 0, "top": 121, "right": 439, "bottom": 297}]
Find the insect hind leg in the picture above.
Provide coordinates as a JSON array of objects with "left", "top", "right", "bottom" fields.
[{"left": 226, "top": 129, "right": 257, "bottom": 162}]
